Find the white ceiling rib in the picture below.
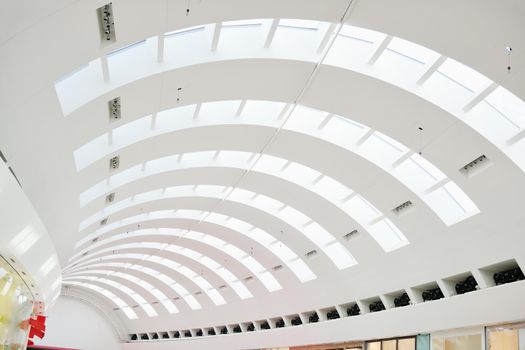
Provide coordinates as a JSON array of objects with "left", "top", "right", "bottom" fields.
[
  {"left": 55, "top": 20, "right": 525, "bottom": 174},
  {"left": 73, "top": 100, "right": 479, "bottom": 226}
]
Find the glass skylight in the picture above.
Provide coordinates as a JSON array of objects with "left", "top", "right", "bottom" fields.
[
  {"left": 72, "top": 225, "right": 282, "bottom": 292},
  {"left": 75, "top": 98, "right": 478, "bottom": 227},
  {"left": 71, "top": 242, "right": 253, "bottom": 300},
  {"left": 54, "top": 19, "right": 525, "bottom": 177},
  {"left": 64, "top": 281, "right": 138, "bottom": 319},
  {"left": 76, "top": 182, "right": 353, "bottom": 272}
]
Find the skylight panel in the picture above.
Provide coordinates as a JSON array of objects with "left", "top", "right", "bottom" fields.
[
  {"left": 387, "top": 37, "right": 439, "bottom": 65},
  {"left": 322, "top": 116, "right": 367, "bottom": 147},
  {"left": 339, "top": 25, "right": 385, "bottom": 44},
  {"left": 240, "top": 100, "right": 287, "bottom": 121},
  {"left": 164, "top": 25, "right": 205, "bottom": 37},
  {"left": 282, "top": 162, "right": 319, "bottom": 184},
  {"left": 223, "top": 244, "right": 247, "bottom": 260},
  {"left": 253, "top": 154, "right": 287, "bottom": 173},
  {"left": 223, "top": 19, "right": 264, "bottom": 27},
  {"left": 360, "top": 132, "right": 408, "bottom": 167},
  {"left": 269, "top": 242, "right": 298, "bottom": 261},
  {"left": 301, "top": 222, "right": 337, "bottom": 247},
  {"left": 258, "top": 271, "right": 282, "bottom": 292},
  {"left": 199, "top": 100, "right": 242, "bottom": 121},
  {"left": 278, "top": 19, "right": 320, "bottom": 30},
  {"left": 313, "top": 176, "right": 354, "bottom": 203},
  {"left": 437, "top": 58, "right": 492, "bottom": 92},
  {"left": 206, "top": 288, "right": 226, "bottom": 305},
  {"left": 442, "top": 181, "right": 480, "bottom": 217},
  {"left": 80, "top": 284, "right": 138, "bottom": 319},
  {"left": 323, "top": 242, "right": 357, "bottom": 269},
  {"left": 394, "top": 156, "right": 441, "bottom": 193},
  {"left": 230, "top": 280, "right": 253, "bottom": 299},
  {"left": 343, "top": 195, "right": 381, "bottom": 223},
  {"left": 113, "top": 115, "right": 152, "bottom": 149},
  {"left": 242, "top": 256, "right": 266, "bottom": 274},
  {"left": 176, "top": 265, "right": 198, "bottom": 279},
  {"left": 200, "top": 256, "right": 221, "bottom": 270},
  {"left": 484, "top": 87, "right": 525, "bottom": 129},
  {"left": 369, "top": 219, "right": 409, "bottom": 252},
  {"left": 424, "top": 186, "right": 466, "bottom": 225},
  {"left": 287, "top": 259, "right": 316, "bottom": 282}
]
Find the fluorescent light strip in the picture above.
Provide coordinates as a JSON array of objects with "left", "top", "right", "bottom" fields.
[
  {"left": 55, "top": 20, "right": 525, "bottom": 175},
  {"left": 69, "top": 245, "right": 252, "bottom": 300}
]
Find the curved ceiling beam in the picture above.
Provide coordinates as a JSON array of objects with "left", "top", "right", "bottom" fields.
[
  {"left": 74, "top": 100, "right": 478, "bottom": 226},
  {"left": 80, "top": 151, "right": 409, "bottom": 254},
  {"left": 70, "top": 227, "right": 283, "bottom": 293},
  {"left": 78, "top": 184, "right": 356, "bottom": 270},
  {"left": 64, "top": 276, "right": 156, "bottom": 318},
  {"left": 75, "top": 202, "right": 316, "bottom": 283},
  {"left": 64, "top": 272, "right": 167, "bottom": 316},
  {"left": 63, "top": 280, "right": 138, "bottom": 320},
  {"left": 67, "top": 246, "right": 254, "bottom": 300},
  {"left": 65, "top": 259, "right": 228, "bottom": 307},
  {"left": 65, "top": 268, "right": 197, "bottom": 312},
  {"left": 56, "top": 19, "right": 525, "bottom": 173}
]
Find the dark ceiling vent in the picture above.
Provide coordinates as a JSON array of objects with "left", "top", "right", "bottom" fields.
[
  {"left": 272, "top": 264, "right": 284, "bottom": 271},
  {"left": 105, "top": 192, "right": 116, "bottom": 203},
  {"left": 0, "top": 149, "right": 7, "bottom": 163},
  {"left": 243, "top": 276, "right": 254, "bottom": 282},
  {"left": 343, "top": 230, "right": 359, "bottom": 240},
  {"left": 97, "top": 3, "right": 116, "bottom": 43},
  {"left": 460, "top": 154, "right": 490, "bottom": 177},
  {"left": 393, "top": 200, "right": 414, "bottom": 216},
  {"left": 109, "top": 156, "right": 120, "bottom": 170},
  {"left": 100, "top": 218, "right": 108, "bottom": 226},
  {"left": 108, "top": 97, "right": 121, "bottom": 121},
  {"left": 305, "top": 250, "right": 318, "bottom": 259},
  {"left": 218, "top": 284, "right": 227, "bottom": 289}
]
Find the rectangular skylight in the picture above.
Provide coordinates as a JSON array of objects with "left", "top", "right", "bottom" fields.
[
  {"left": 322, "top": 116, "right": 366, "bottom": 148},
  {"left": 343, "top": 195, "right": 381, "bottom": 223},
  {"left": 164, "top": 25, "right": 205, "bottom": 37},
  {"left": 242, "top": 256, "right": 266, "bottom": 274},
  {"left": 258, "top": 271, "right": 282, "bottom": 292},
  {"left": 278, "top": 19, "right": 320, "bottom": 30},
  {"left": 387, "top": 37, "right": 439, "bottom": 65},
  {"left": 223, "top": 244, "right": 248, "bottom": 260},
  {"left": 199, "top": 100, "right": 242, "bottom": 121},
  {"left": 206, "top": 288, "right": 226, "bottom": 305},
  {"left": 323, "top": 242, "right": 357, "bottom": 269},
  {"left": 269, "top": 241, "right": 298, "bottom": 261},
  {"left": 485, "top": 86, "right": 525, "bottom": 129},
  {"left": 287, "top": 259, "right": 316, "bottom": 282},
  {"left": 230, "top": 280, "right": 252, "bottom": 299},
  {"left": 437, "top": 58, "right": 492, "bottom": 92},
  {"left": 360, "top": 132, "right": 407, "bottom": 167},
  {"left": 369, "top": 219, "right": 409, "bottom": 252},
  {"left": 223, "top": 19, "right": 264, "bottom": 27},
  {"left": 240, "top": 100, "right": 287, "bottom": 121},
  {"left": 339, "top": 25, "right": 386, "bottom": 44}
]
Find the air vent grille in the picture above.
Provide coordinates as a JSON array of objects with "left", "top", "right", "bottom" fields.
[
  {"left": 0, "top": 150, "right": 6, "bottom": 163},
  {"left": 100, "top": 218, "right": 108, "bottom": 226},
  {"left": 460, "top": 154, "right": 491, "bottom": 177},
  {"left": 393, "top": 200, "right": 413, "bottom": 216},
  {"left": 97, "top": 3, "right": 116, "bottom": 43},
  {"left": 105, "top": 192, "right": 115, "bottom": 203},
  {"left": 272, "top": 265, "right": 283, "bottom": 271},
  {"left": 243, "top": 276, "right": 254, "bottom": 282},
  {"left": 344, "top": 230, "right": 359, "bottom": 240},
  {"left": 108, "top": 97, "right": 121, "bottom": 121},
  {"left": 109, "top": 156, "right": 120, "bottom": 170},
  {"left": 305, "top": 250, "right": 318, "bottom": 258}
]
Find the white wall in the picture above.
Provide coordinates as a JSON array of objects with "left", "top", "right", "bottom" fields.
[{"left": 37, "top": 296, "right": 122, "bottom": 350}]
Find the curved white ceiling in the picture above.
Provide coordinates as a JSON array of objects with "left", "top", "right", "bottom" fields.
[
  {"left": 2, "top": 0, "right": 525, "bottom": 343},
  {"left": 56, "top": 19, "right": 525, "bottom": 173}
]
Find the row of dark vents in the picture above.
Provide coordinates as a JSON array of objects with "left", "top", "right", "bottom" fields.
[{"left": 128, "top": 259, "right": 524, "bottom": 342}]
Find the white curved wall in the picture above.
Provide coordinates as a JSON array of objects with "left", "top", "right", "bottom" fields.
[{"left": 38, "top": 296, "right": 122, "bottom": 350}]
